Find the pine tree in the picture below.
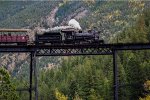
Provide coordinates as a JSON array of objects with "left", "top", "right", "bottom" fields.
[
  {"left": 0, "top": 68, "right": 18, "bottom": 100},
  {"left": 68, "top": 80, "right": 77, "bottom": 100}
]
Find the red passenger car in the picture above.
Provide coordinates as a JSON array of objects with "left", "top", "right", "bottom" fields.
[{"left": 0, "top": 34, "right": 29, "bottom": 45}]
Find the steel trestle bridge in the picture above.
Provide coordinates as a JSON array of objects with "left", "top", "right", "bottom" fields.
[
  {"left": 1, "top": 43, "right": 150, "bottom": 100},
  {"left": 1, "top": 43, "right": 150, "bottom": 55}
]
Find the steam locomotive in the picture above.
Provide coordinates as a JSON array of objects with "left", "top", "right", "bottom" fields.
[{"left": 0, "top": 28, "right": 104, "bottom": 45}]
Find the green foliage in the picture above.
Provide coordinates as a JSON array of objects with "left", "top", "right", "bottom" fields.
[
  {"left": 116, "top": 8, "right": 150, "bottom": 43},
  {"left": 139, "top": 80, "right": 150, "bottom": 100},
  {"left": 37, "top": 56, "right": 114, "bottom": 99},
  {"left": 0, "top": 68, "right": 18, "bottom": 100},
  {"left": 114, "top": 8, "right": 150, "bottom": 99},
  {"left": 68, "top": 80, "right": 77, "bottom": 99},
  {"left": 79, "top": 1, "right": 145, "bottom": 41},
  {"left": 55, "top": 89, "right": 68, "bottom": 100},
  {"left": 0, "top": 1, "right": 60, "bottom": 28},
  {"left": 0, "top": 1, "right": 33, "bottom": 21},
  {"left": 139, "top": 95, "right": 150, "bottom": 100}
]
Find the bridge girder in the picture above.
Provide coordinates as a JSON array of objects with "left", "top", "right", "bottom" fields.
[{"left": 0, "top": 43, "right": 150, "bottom": 55}]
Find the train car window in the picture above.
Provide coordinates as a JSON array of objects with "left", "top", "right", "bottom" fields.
[
  {"left": 8, "top": 33, "right": 11, "bottom": 36},
  {"left": 79, "top": 30, "right": 82, "bottom": 33},
  {"left": 0, "top": 32, "right": 5, "bottom": 35}
]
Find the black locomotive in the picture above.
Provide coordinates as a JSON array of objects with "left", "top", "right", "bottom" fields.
[{"left": 35, "top": 28, "right": 104, "bottom": 45}]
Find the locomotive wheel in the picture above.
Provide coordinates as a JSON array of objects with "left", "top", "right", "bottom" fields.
[
  {"left": 74, "top": 41, "right": 80, "bottom": 45},
  {"left": 99, "top": 40, "right": 104, "bottom": 44}
]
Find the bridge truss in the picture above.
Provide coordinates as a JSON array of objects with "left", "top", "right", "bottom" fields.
[{"left": 1, "top": 43, "right": 150, "bottom": 100}]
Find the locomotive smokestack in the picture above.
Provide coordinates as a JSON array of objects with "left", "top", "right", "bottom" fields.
[{"left": 68, "top": 19, "right": 82, "bottom": 30}]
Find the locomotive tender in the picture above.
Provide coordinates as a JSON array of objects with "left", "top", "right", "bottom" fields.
[{"left": 0, "top": 28, "right": 104, "bottom": 45}]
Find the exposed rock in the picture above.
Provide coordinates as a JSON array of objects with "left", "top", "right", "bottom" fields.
[
  {"left": 38, "top": 6, "right": 59, "bottom": 29},
  {"left": 60, "top": 7, "right": 88, "bottom": 25},
  {"left": 0, "top": 53, "right": 29, "bottom": 73},
  {"left": 46, "top": 7, "right": 59, "bottom": 27},
  {"left": 74, "top": 10, "right": 88, "bottom": 20},
  {"left": 42, "top": 63, "right": 56, "bottom": 71}
]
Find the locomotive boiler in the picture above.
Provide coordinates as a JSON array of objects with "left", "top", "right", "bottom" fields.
[{"left": 35, "top": 28, "right": 104, "bottom": 45}]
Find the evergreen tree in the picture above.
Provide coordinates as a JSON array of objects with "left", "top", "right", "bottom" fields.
[
  {"left": 68, "top": 80, "right": 77, "bottom": 100},
  {"left": 0, "top": 68, "right": 18, "bottom": 100}
]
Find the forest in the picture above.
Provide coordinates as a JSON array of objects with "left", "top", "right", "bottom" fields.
[{"left": 0, "top": 1, "right": 150, "bottom": 100}]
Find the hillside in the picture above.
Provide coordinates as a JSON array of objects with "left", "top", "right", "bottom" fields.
[{"left": 0, "top": 1, "right": 150, "bottom": 100}]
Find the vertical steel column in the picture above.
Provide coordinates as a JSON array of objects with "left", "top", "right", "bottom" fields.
[
  {"left": 30, "top": 52, "right": 33, "bottom": 100},
  {"left": 113, "top": 50, "right": 119, "bottom": 100},
  {"left": 33, "top": 51, "right": 38, "bottom": 100}
]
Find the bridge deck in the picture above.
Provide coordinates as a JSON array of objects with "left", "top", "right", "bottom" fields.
[{"left": 0, "top": 43, "right": 150, "bottom": 56}]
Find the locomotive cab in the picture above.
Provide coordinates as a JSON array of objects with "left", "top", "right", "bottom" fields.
[{"left": 61, "top": 29, "right": 76, "bottom": 44}]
